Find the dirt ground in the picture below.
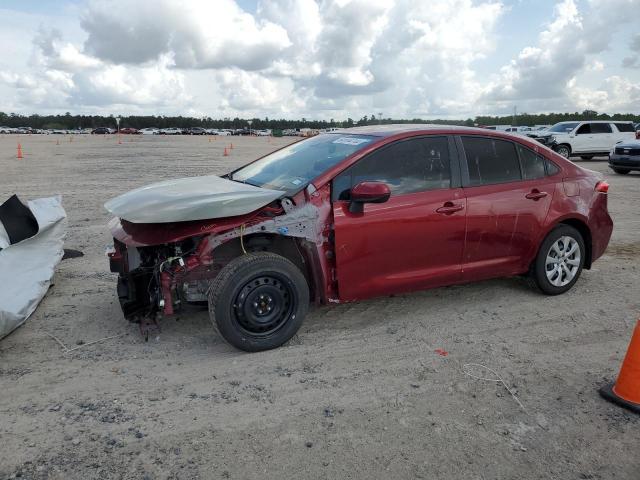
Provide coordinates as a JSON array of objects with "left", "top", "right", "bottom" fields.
[{"left": 1, "top": 133, "right": 638, "bottom": 480}]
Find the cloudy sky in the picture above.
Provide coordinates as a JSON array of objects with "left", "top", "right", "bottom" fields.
[{"left": 0, "top": 0, "right": 638, "bottom": 120}]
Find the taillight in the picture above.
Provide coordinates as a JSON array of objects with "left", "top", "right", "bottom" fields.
[{"left": 595, "top": 181, "right": 609, "bottom": 193}]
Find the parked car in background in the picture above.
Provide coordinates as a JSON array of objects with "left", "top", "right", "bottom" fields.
[
  {"left": 139, "top": 128, "right": 159, "bottom": 135},
  {"left": 530, "top": 121, "right": 636, "bottom": 159},
  {"left": 158, "top": 128, "right": 182, "bottom": 135},
  {"left": 92, "top": 127, "right": 112, "bottom": 134},
  {"left": 188, "top": 127, "right": 207, "bottom": 135},
  {"left": 609, "top": 140, "right": 640, "bottom": 174},
  {"left": 207, "top": 129, "right": 232, "bottom": 136},
  {"left": 504, "top": 126, "right": 533, "bottom": 133},
  {"left": 105, "top": 125, "right": 613, "bottom": 352},
  {"left": 119, "top": 128, "right": 139, "bottom": 134}
]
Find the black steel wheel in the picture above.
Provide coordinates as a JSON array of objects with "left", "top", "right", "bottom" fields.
[
  {"left": 233, "top": 274, "right": 297, "bottom": 336},
  {"left": 208, "top": 253, "right": 309, "bottom": 352}
]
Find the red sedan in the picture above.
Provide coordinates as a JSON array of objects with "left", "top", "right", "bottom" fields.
[
  {"left": 119, "top": 128, "right": 139, "bottom": 134},
  {"left": 105, "top": 125, "right": 613, "bottom": 351}
]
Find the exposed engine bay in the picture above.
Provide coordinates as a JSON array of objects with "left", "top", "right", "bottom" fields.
[{"left": 107, "top": 183, "right": 335, "bottom": 334}]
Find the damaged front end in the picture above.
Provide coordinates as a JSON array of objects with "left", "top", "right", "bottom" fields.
[
  {"left": 105, "top": 176, "right": 336, "bottom": 330},
  {"left": 108, "top": 233, "right": 214, "bottom": 321}
]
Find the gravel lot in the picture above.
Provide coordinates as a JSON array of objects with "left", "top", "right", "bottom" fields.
[{"left": 1, "top": 133, "right": 639, "bottom": 480}]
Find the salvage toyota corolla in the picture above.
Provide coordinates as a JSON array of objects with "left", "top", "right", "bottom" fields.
[{"left": 106, "top": 125, "right": 613, "bottom": 351}]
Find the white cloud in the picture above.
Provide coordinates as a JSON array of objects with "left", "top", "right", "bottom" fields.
[
  {"left": 0, "top": 0, "right": 638, "bottom": 118},
  {"left": 483, "top": 0, "right": 638, "bottom": 109},
  {"left": 568, "top": 75, "right": 640, "bottom": 112},
  {"left": 81, "top": 0, "right": 291, "bottom": 70}
]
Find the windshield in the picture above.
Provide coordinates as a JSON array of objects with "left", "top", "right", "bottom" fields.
[
  {"left": 548, "top": 122, "right": 579, "bottom": 133},
  {"left": 231, "top": 134, "right": 376, "bottom": 192}
]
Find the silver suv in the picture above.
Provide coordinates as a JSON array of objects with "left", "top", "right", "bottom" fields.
[{"left": 530, "top": 121, "right": 636, "bottom": 159}]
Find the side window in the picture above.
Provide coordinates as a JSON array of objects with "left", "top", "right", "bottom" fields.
[
  {"left": 614, "top": 123, "right": 635, "bottom": 133},
  {"left": 462, "top": 137, "right": 522, "bottom": 186},
  {"left": 332, "top": 137, "right": 451, "bottom": 201},
  {"left": 591, "top": 123, "right": 612, "bottom": 134},
  {"left": 576, "top": 124, "right": 591, "bottom": 134},
  {"left": 545, "top": 159, "right": 561, "bottom": 176},
  {"left": 517, "top": 145, "right": 546, "bottom": 180}
]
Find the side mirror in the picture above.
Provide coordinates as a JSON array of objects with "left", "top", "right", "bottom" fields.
[{"left": 349, "top": 181, "right": 391, "bottom": 213}]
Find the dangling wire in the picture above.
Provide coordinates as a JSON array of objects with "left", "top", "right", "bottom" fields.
[{"left": 240, "top": 224, "right": 247, "bottom": 254}]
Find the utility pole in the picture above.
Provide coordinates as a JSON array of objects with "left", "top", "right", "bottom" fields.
[{"left": 512, "top": 106, "right": 517, "bottom": 127}]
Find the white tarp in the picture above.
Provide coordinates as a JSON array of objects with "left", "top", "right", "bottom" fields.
[{"left": 0, "top": 196, "right": 66, "bottom": 339}]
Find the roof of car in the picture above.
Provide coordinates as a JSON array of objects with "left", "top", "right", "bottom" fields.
[
  {"left": 555, "top": 120, "right": 633, "bottom": 124},
  {"left": 333, "top": 124, "right": 489, "bottom": 137}
]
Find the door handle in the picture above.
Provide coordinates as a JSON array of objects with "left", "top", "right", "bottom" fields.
[
  {"left": 525, "top": 190, "right": 548, "bottom": 200},
  {"left": 436, "top": 202, "right": 464, "bottom": 215}
]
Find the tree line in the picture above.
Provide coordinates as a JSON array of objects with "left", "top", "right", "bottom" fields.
[{"left": 0, "top": 110, "right": 637, "bottom": 130}]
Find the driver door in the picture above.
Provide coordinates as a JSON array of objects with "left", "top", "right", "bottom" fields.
[{"left": 332, "top": 136, "right": 467, "bottom": 301}]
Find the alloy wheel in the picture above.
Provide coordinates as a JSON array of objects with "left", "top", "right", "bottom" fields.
[
  {"left": 556, "top": 146, "right": 570, "bottom": 158},
  {"left": 545, "top": 236, "right": 581, "bottom": 287}
]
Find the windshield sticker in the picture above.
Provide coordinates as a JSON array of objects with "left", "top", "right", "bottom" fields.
[
  {"left": 332, "top": 137, "right": 371, "bottom": 146},
  {"left": 291, "top": 178, "right": 303, "bottom": 186}
]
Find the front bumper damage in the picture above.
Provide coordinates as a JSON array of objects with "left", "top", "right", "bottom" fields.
[{"left": 106, "top": 185, "right": 336, "bottom": 326}]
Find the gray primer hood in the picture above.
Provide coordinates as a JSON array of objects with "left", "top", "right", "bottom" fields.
[{"left": 104, "top": 175, "right": 284, "bottom": 223}]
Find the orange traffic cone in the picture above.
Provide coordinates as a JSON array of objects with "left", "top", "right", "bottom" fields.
[
  {"left": 17, "top": 143, "right": 23, "bottom": 159},
  {"left": 69, "top": 135, "right": 73, "bottom": 143},
  {"left": 599, "top": 320, "right": 640, "bottom": 414},
  {"left": 223, "top": 147, "right": 229, "bottom": 156},
  {"left": 229, "top": 142, "right": 233, "bottom": 149},
  {"left": 56, "top": 138, "right": 60, "bottom": 146},
  {"left": 208, "top": 137, "right": 211, "bottom": 143}
]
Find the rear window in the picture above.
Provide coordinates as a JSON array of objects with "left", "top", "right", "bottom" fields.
[
  {"left": 462, "top": 137, "right": 521, "bottom": 186},
  {"left": 546, "top": 159, "right": 561, "bottom": 176},
  {"left": 614, "top": 123, "right": 635, "bottom": 133},
  {"left": 517, "top": 145, "right": 546, "bottom": 180}
]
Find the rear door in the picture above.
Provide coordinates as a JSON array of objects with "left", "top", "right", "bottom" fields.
[
  {"left": 589, "top": 122, "right": 614, "bottom": 151},
  {"left": 332, "top": 136, "right": 466, "bottom": 301},
  {"left": 458, "top": 136, "right": 556, "bottom": 280}
]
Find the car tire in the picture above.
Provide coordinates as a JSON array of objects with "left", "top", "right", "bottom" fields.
[
  {"left": 612, "top": 168, "right": 630, "bottom": 174},
  {"left": 580, "top": 155, "right": 594, "bottom": 160},
  {"left": 555, "top": 144, "right": 571, "bottom": 158},
  {"left": 208, "top": 252, "right": 309, "bottom": 352},
  {"left": 531, "top": 225, "right": 585, "bottom": 295}
]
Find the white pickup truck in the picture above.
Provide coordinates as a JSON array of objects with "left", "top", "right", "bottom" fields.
[{"left": 530, "top": 121, "right": 637, "bottom": 159}]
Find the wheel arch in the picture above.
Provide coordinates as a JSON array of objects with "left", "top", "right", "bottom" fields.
[
  {"left": 552, "top": 217, "right": 593, "bottom": 269},
  {"left": 554, "top": 143, "right": 572, "bottom": 157},
  {"left": 211, "top": 233, "right": 318, "bottom": 300}
]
